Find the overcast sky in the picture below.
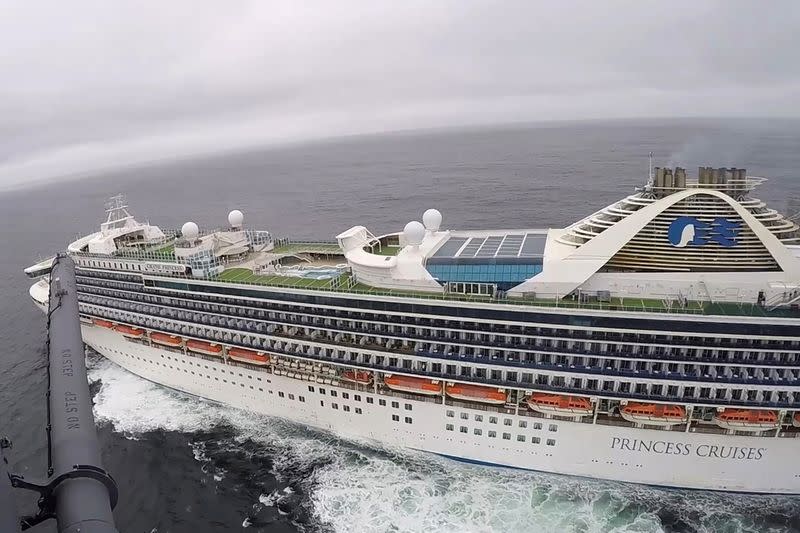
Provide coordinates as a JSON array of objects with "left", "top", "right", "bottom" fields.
[{"left": 1, "top": 1, "right": 799, "bottom": 189}]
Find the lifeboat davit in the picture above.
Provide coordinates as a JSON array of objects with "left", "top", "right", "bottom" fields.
[
  {"left": 527, "top": 393, "right": 593, "bottom": 417},
  {"left": 93, "top": 318, "right": 114, "bottom": 329},
  {"left": 445, "top": 383, "right": 506, "bottom": 405},
  {"left": 150, "top": 332, "right": 182, "bottom": 347},
  {"left": 713, "top": 409, "right": 779, "bottom": 432},
  {"left": 114, "top": 324, "right": 144, "bottom": 339},
  {"left": 342, "top": 370, "right": 373, "bottom": 385},
  {"left": 227, "top": 347, "right": 269, "bottom": 366},
  {"left": 186, "top": 340, "right": 223, "bottom": 357},
  {"left": 383, "top": 375, "right": 441, "bottom": 396},
  {"left": 620, "top": 402, "right": 687, "bottom": 427}
]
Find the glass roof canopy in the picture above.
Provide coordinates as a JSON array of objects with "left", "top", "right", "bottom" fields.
[{"left": 429, "top": 233, "right": 547, "bottom": 264}]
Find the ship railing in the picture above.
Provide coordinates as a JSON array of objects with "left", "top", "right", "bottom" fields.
[
  {"left": 73, "top": 253, "right": 800, "bottom": 318},
  {"left": 77, "top": 286, "right": 800, "bottom": 387},
  {"left": 84, "top": 309, "right": 800, "bottom": 437},
  {"left": 80, "top": 273, "right": 799, "bottom": 354},
  {"left": 81, "top": 305, "right": 800, "bottom": 416},
  {"left": 80, "top": 290, "right": 800, "bottom": 390}
]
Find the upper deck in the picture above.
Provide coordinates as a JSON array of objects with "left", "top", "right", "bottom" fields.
[{"left": 26, "top": 166, "right": 800, "bottom": 319}]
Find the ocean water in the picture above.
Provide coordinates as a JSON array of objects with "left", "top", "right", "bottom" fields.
[{"left": 1, "top": 118, "right": 800, "bottom": 532}]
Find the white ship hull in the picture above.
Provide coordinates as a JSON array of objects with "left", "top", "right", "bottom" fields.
[{"left": 84, "top": 325, "right": 800, "bottom": 494}]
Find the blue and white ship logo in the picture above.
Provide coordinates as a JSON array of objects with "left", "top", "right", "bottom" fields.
[{"left": 668, "top": 217, "right": 740, "bottom": 247}]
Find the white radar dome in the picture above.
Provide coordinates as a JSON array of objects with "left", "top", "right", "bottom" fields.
[
  {"left": 181, "top": 221, "right": 199, "bottom": 241},
  {"left": 228, "top": 209, "right": 244, "bottom": 228},
  {"left": 422, "top": 208, "right": 442, "bottom": 231},
  {"left": 403, "top": 221, "right": 426, "bottom": 246}
]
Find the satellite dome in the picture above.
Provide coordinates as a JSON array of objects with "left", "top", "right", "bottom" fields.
[
  {"left": 181, "top": 221, "right": 199, "bottom": 241},
  {"left": 422, "top": 208, "right": 442, "bottom": 231},
  {"left": 228, "top": 209, "right": 244, "bottom": 228},
  {"left": 403, "top": 221, "right": 425, "bottom": 246}
]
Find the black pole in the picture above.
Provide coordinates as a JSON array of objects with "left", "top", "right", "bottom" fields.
[{"left": 45, "top": 255, "right": 118, "bottom": 533}]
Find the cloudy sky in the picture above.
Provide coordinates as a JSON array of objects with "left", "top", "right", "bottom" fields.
[{"left": 2, "top": 1, "right": 799, "bottom": 188}]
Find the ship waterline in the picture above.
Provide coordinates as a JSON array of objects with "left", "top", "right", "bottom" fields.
[{"left": 25, "top": 169, "right": 800, "bottom": 493}]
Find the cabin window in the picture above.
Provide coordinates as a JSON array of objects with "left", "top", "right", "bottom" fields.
[
  {"left": 474, "top": 428, "right": 482, "bottom": 436},
  {"left": 446, "top": 410, "right": 455, "bottom": 418},
  {"left": 475, "top": 414, "right": 483, "bottom": 422},
  {"left": 488, "top": 431, "right": 497, "bottom": 438},
  {"left": 343, "top": 405, "right": 350, "bottom": 412},
  {"left": 392, "top": 414, "right": 399, "bottom": 422},
  {"left": 502, "top": 433, "right": 511, "bottom": 440},
  {"left": 332, "top": 403, "right": 338, "bottom": 410},
  {"left": 404, "top": 417, "right": 412, "bottom": 424},
  {"left": 367, "top": 398, "right": 374, "bottom": 404},
  {"left": 379, "top": 399, "right": 386, "bottom": 406},
  {"left": 331, "top": 391, "right": 337, "bottom": 397},
  {"left": 546, "top": 439, "right": 556, "bottom": 446},
  {"left": 504, "top": 418, "right": 512, "bottom": 426},
  {"left": 355, "top": 408, "right": 362, "bottom": 414},
  {"left": 308, "top": 386, "right": 315, "bottom": 392},
  {"left": 460, "top": 426, "right": 468, "bottom": 433},
  {"left": 405, "top": 404, "right": 412, "bottom": 411},
  {"left": 342, "top": 393, "right": 349, "bottom": 399},
  {"left": 489, "top": 416, "right": 498, "bottom": 424},
  {"left": 288, "top": 394, "right": 294, "bottom": 400},
  {"left": 460, "top": 412, "right": 469, "bottom": 420},
  {"left": 355, "top": 395, "right": 361, "bottom": 402},
  {"left": 517, "top": 435, "right": 525, "bottom": 442},
  {"left": 548, "top": 424, "right": 558, "bottom": 432},
  {"left": 532, "top": 437, "right": 541, "bottom": 444},
  {"left": 299, "top": 396, "right": 305, "bottom": 403},
  {"left": 518, "top": 420, "right": 527, "bottom": 428},
  {"left": 446, "top": 424, "right": 454, "bottom": 431}
]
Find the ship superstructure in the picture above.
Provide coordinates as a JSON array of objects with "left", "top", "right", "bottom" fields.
[{"left": 25, "top": 167, "right": 800, "bottom": 493}]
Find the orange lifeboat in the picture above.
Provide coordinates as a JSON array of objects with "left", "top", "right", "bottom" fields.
[
  {"left": 342, "top": 370, "right": 373, "bottom": 385},
  {"left": 793, "top": 412, "right": 800, "bottom": 428},
  {"left": 620, "top": 402, "right": 687, "bottom": 427},
  {"left": 527, "top": 393, "right": 593, "bottom": 417},
  {"left": 445, "top": 383, "right": 506, "bottom": 405},
  {"left": 114, "top": 324, "right": 144, "bottom": 339},
  {"left": 713, "top": 409, "right": 779, "bottom": 432},
  {"left": 186, "top": 340, "right": 223, "bottom": 357},
  {"left": 93, "top": 318, "right": 114, "bottom": 329},
  {"left": 227, "top": 347, "right": 269, "bottom": 366},
  {"left": 150, "top": 332, "right": 183, "bottom": 347},
  {"left": 383, "top": 375, "right": 441, "bottom": 396}
]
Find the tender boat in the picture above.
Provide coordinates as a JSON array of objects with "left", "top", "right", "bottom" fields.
[
  {"left": 383, "top": 375, "right": 441, "bottom": 396},
  {"left": 150, "top": 332, "right": 183, "bottom": 347},
  {"left": 186, "top": 340, "right": 223, "bottom": 357},
  {"left": 227, "top": 347, "right": 269, "bottom": 365},
  {"left": 527, "top": 393, "right": 593, "bottom": 417},
  {"left": 93, "top": 318, "right": 115, "bottom": 329},
  {"left": 342, "top": 370, "right": 373, "bottom": 384},
  {"left": 445, "top": 383, "right": 506, "bottom": 405},
  {"left": 114, "top": 324, "right": 144, "bottom": 339},
  {"left": 794, "top": 412, "right": 800, "bottom": 428},
  {"left": 713, "top": 409, "right": 779, "bottom": 432},
  {"left": 620, "top": 402, "right": 687, "bottom": 426}
]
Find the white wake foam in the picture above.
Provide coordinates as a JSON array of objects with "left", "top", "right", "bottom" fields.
[{"left": 88, "top": 356, "right": 798, "bottom": 533}]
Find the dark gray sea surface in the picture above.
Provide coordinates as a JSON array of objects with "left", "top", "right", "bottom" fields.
[{"left": 1, "top": 118, "right": 799, "bottom": 532}]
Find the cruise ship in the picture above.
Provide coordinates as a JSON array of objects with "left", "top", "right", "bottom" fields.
[{"left": 25, "top": 166, "right": 800, "bottom": 493}]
